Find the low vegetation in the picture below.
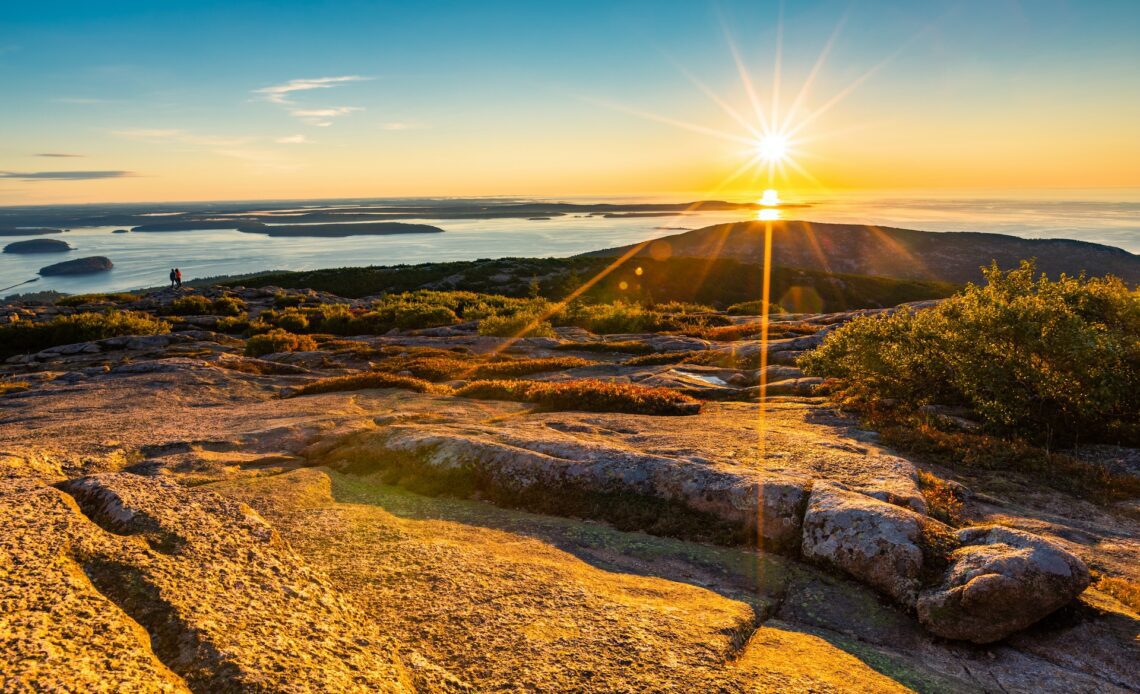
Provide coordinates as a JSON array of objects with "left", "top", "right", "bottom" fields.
[
  {"left": 916, "top": 471, "right": 966, "bottom": 526},
  {"left": 374, "top": 355, "right": 591, "bottom": 382},
  {"left": 0, "top": 310, "right": 170, "bottom": 358},
  {"left": 802, "top": 261, "right": 1140, "bottom": 447},
  {"left": 726, "top": 299, "right": 786, "bottom": 315},
  {"left": 55, "top": 292, "right": 140, "bottom": 307},
  {"left": 286, "top": 371, "right": 439, "bottom": 397},
  {"left": 244, "top": 329, "right": 317, "bottom": 357},
  {"left": 554, "top": 340, "right": 654, "bottom": 354},
  {"left": 455, "top": 379, "right": 701, "bottom": 415},
  {"left": 0, "top": 380, "right": 30, "bottom": 395},
  {"left": 226, "top": 255, "right": 957, "bottom": 312},
  {"left": 167, "top": 294, "right": 247, "bottom": 316}
]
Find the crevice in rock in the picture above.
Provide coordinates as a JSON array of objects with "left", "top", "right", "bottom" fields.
[
  {"left": 55, "top": 479, "right": 185, "bottom": 555},
  {"left": 80, "top": 557, "right": 236, "bottom": 693}
]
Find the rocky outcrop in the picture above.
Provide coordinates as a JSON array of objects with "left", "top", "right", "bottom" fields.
[
  {"left": 38, "top": 256, "right": 113, "bottom": 276},
  {"left": 918, "top": 526, "right": 1092, "bottom": 643},
  {"left": 800, "top": 482, "right": 926, "bottom": 605},
  {"left": 2, "top": 473, "right": 436, "bottom": 691},
  {"left": 4, "top": 238, "right": 72, "bottom": 253}
]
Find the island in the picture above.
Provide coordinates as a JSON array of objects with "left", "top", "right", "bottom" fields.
[
  {"left": 38, "top": 256, "right": 113, "bottom": 276},
  {"left": 235, "top": 221, "right": 445, "bottom": 237},
  {"left": 4, "top": 239, "right": 73, "bottom": 254}
]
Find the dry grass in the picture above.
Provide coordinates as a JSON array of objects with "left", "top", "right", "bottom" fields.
[
  {"left": 916, "top": 471, "right": 965, "bottom": 526},
  {"left": 375, "top": 355, "right": 592, "bottom": 382},
  {"left": 1093, "top": 575, "right": 1140, "bottom": 613},
  {"left": 879, "top": 421, "right": 1140, "bottom": 503},
  {"left": 0, "top": 380, "right": 30, "bottom": 395},
  {"left": 286, "top": 372, "right": 440, "bottom": 397},
  {"left": 455, "top": 379, "right": 701, "bottom": 415},
  {"left": 554, "top": 340, "right": 654, "bottom": 354},
  {"left": 244, "top": 330, "right": 318, "bottom": 357}
]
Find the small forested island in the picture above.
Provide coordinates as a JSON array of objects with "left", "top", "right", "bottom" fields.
[
  {"left": 38, "top": 255, "right": 113, "bottom": 275},
  {"left": 4, "top": 238, "right": 73, "bottom": 253}
]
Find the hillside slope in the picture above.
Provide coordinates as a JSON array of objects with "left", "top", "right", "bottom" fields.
[{"left": 584, "top": 220, "right": 1140, "bottom": 284}]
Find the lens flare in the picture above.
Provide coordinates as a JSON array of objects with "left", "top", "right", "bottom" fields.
[{"left": 755, "top": 133, "right": 789, "bottom": 162}]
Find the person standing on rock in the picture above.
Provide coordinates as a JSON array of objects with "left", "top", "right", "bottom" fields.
[
  {"left": 169, "top": 268, "right": 177, "bottom": 289},
  {"left": 175, "top": 268, "right": 183, "bottom": 289}
]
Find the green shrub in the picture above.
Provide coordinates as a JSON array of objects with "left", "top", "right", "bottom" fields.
[
  {"left": 210, "top": 295, "right": 246, "bottom": 316},
  {"left": 455, "top": 379, "right": 701, "bottom": 415},
  {"left": 168, "top": 295, "right": 212, "bottom": 315},
  {"left": 0, "top": 311, "right": 170, "bottom": 358},
  {"left": 55, "top": 292, "right": 139, "bottom": 307},
  {"left": 478, "top": 311, "right": 556, "bottom": 338},
  {"left": 215, "top": 315, "right": 251, "bottom": 334},
  {"left": 244, "top": 329, "right": 317, "bottom": 357},
  {"left": 726, "top": 300, "right": 786, "bottom": 315},
  {"left": 274, "top": 309, "right": 311, "bottom": 333},
  {"left": 555, "top": 300, "right": 664, "bottom": 334},
  {"left": 801, "top": 261, "right": 1140, "bottom": 446},
  {"left": 653, "top": 301, "right": 716, "bottom": 314},
  {"left": 286, "top": 371, "right": 439, "bottom": 397},
  {"left": 274, "top": 292, "right": 306, "bottom": 307}
]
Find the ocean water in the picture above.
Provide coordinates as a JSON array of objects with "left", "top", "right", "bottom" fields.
[{"left": 2, "top": 188, "right": 1137, "bottom": 296}]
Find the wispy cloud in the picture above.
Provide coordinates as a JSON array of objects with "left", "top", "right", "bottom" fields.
[
  {"left": 0, "top": 170, "right": 134, "bottom": 181},
  {"left": 289, "top": 106, "right": 362, "bottom": 127},
  {"left": 36, "top": 153, "right": 85, "bottom": 158},
  {"left": 254, "top": 75, "right": 369, "bottom": 105},
  {"left": 275, "top": 134, "right": 310, "bottom": 144},
  {"left": 379, "top": 121, "right": 428, "bottom": 131},
  {"left": 254, "top": 75, "right": 368, "bottom": 127}
]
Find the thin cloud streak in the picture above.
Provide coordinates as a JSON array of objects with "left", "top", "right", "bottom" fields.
[
  {"left": 0, "top": 170, "right": 134, "bottom": 181},
  {"left": 36, "top": 153, "right": 85, "bottom": 158},
  {"left": 253, "top": 75, "right": 369, "bottom": 104}
]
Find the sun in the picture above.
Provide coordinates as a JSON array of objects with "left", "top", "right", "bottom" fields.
[{"left": 755, "top": 133, "right": 789, "bottom": 163}]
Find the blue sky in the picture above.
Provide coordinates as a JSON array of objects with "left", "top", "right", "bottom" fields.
[{"left": 1, "top": 1, "right": 1138, "bottom": 202}]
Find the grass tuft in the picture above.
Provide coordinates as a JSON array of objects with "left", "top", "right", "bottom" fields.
[{"left": 455, "top": 378, "right": 701, "bottom": 415}]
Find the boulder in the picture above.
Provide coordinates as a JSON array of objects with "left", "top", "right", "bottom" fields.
[
  {"left": 38, "top": 256, "right": 113, "bottom": 276},
  {"left": 800, "top": 482, "right": 925, "bottom": 605},
  {"left": 3, "top": 238, "right": 72, "bottom": 253},
  {"left": 917, "top": 525, "right": 1091, "bottom": 643}
]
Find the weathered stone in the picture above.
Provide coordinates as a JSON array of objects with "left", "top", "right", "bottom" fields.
[
  {"left": 800, "top": 481, "right": 925, "bottom": 605},
  {"left": 917, "top": 525, "right": 1091, "bottom": 643}
]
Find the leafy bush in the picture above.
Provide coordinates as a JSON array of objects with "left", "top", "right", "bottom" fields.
[
  {"left": 167, "top": 294, "right": 247, "bottom": 316},
  {"left": 215, "top": 315, "right": 251, "bottom": 334},
  {"left": 168, "top": 295, "right": 212, "bottom": 315},
  {"left": 455, "top": 379, "right": 701, "bottom": 415},
  {"left": 244, "top": 329, "right": 317, "bottom": 357},
  {"left": 801, "top": 261, "right": 1140, "bottom": 446},
  {"left": 0, "top": 311, "right": 170, "bottom": 358},
  {"left": 286, "top": 371, "right": 440, "bottom": 397},
  {"left": 56, "top": 292, "right": 139, "bottom": 307},
  {"left": 653, "top": 301, "right": 716, "bottom": 314},
  {"left": 210, "top": 295, "right": 246, "bottom": 316},
  {"left": 477, "top": 311, "right": 556, "bottom": 338},
  {"left": 726, "top": 300, "right": 786, "bottom": 315},
  {"left": 555, "top": 300, "right": 664, "bottom": 334}
]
